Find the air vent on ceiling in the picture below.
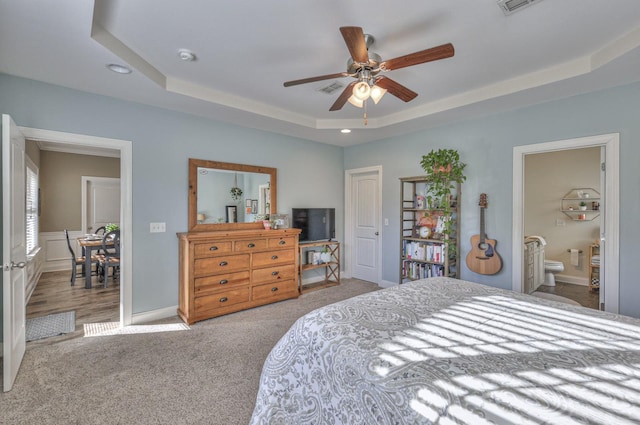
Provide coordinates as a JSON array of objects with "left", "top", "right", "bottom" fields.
[
  {"left": 497, "top": 0, "right": 543, "bottom": 15},
  {"left": 318, "top": 81, "right": 344, "bottom": 95}
]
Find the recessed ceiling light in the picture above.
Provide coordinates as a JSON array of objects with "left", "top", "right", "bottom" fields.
[
  {"left": 106, "top": 64, "right": 132, "bottom": 74},
  {"left": 341, "top": 129, "right": 351, "bottom": 134},
  {"left": 178, "top": 49, "right": 197, "bottom": 62}
]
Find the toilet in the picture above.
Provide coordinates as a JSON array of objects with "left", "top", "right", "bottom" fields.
[{"left": 543, "top": 259, "right": 564, "bottom": 286}]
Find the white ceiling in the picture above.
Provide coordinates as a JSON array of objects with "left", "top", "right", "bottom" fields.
[{"left": 1, "top": 0, "right": 640, "bottom": 147}]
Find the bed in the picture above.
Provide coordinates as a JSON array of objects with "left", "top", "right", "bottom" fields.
[{"left": 250, "top": 277, "right": 640, "bottom": 425}]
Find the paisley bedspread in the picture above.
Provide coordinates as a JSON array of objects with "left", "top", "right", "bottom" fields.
[{"left": 250, "top": 277, "right": 640, "bottom": 424}]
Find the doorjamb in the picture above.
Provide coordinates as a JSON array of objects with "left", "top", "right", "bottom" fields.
[
  {"left": 512, "top": 133, "right": 619, "bottom": 313},
  {"left": 344, "top": 165, "right": 383, "bottom": 284},
  {"left": 20, "top": 127, "right": 133, "bottom": 325}
]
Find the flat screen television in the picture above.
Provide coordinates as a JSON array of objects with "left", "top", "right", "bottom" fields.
[{"left": 291, "top": 208, "right": 335, "bottom": 242}]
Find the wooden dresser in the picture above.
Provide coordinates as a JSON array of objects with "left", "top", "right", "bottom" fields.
[{"left": 177, "top": 228, "right": 301, "bottom": 324}]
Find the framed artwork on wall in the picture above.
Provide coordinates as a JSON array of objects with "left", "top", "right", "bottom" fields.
[{"left": 226, "top": 205, "right": 237, "bottom": 223}]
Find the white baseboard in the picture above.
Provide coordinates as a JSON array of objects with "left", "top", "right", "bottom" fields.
[
  {"left": 131, "top": 306, "right": 178, "bottom": 325},
  {"left": 555, "top": 274, "right": 589, "bottom": 286},
  {"left": 379, "top": 279, "right": 397, "bottom": 288}
]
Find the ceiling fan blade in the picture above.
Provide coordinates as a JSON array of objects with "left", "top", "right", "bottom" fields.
[
  {"left": 381, "top": 43, "right": 454, "bottom": 71},
  {"left": 284, "top": 72, "right": 348, "bottom": 87},
  {"left": 329, "top": 81, "right": 357, "bottom": 111},
  {"left": 374, "top": 77, "right": 418, "bottom": 102},
  {"left": 340, "top": 26, "right": 369, "bottom": 63}
]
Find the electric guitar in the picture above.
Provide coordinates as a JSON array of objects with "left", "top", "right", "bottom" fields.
[{"left": 466, "top": 193, "right": 502, "bottom": 275}]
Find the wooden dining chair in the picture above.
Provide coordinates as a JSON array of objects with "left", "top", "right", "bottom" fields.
[
  {"left": 98, "top": 230, "right": 120, "bottom": 287},
  {"left": 64, "top": 229, "right": 100, "bottom": 286}
]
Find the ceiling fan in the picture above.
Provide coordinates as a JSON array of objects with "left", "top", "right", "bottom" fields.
[{"left": 283, "top": 26, "right": 455, "bottom": 123}]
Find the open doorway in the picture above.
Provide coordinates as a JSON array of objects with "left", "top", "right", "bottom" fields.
[
  {"left": 512, "top": 133, "right": 619, "bottom": 313},
  {"left": 25, "top": 149, "right": 122, "bottom": 343},
  {"left": 20, "top": 126, "right": 132, "bottom": 331}
]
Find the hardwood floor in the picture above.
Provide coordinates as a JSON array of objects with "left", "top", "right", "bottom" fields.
[
  {"left": 26, "top": 269, "right": 119, "bottom": 347},
  {"left": 534, "top": 281, "right": 600, "bottom": 310}
]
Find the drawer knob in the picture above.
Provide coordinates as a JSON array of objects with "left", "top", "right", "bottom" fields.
[
  {"left": 279, "top": 240, "right": 286, "bottom": 245},
  {"left": 248, "top": 243, "right": 255, "bottom": 248},
  {"left": 271, "top": 255, "right": 278, "bottom": 260},
  {"left": 209, "top": 246, "right": 218, "bottom": 251},
  {"left": 271, "top": 287, "right": 278, "bottom": 292},
  {"left": 219, "top": 261, "right": 228, "bottom": 266},
  {"left": 219, "top": 279, "right": 228, "bottom": 285},
  {"left": 271, "top": 271, "right": 279, "bottom": 276},
  {"left": 219, "top": 297, "right": 228, "bottom": 303}
]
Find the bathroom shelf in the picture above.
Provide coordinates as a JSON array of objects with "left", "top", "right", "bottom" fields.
[{"left": 561, "top": 188, "right": 600, "bottom": 221}]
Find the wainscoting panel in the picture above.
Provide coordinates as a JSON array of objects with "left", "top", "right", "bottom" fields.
[{"left": 40, "top": 230, "right": 80, "bottom": 273}]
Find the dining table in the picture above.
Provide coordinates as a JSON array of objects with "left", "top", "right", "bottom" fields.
[{"left": 77, "top": 235, "right": 115, "bottom": 289}]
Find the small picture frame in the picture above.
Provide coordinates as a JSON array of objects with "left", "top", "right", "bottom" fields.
[
  {"left": 251, "top": 199, "right": 258, "bottom": 214},
  {"left": 226, "top": 205, "right": 237, "bottom": 223}
]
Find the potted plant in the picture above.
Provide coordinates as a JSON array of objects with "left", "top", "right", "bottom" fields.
[
  {"left": 419, "top": 149, "right": 467, "bottom": 252},
  {"left": 579, "top": 201, "right": 587, "bottom": 211}
]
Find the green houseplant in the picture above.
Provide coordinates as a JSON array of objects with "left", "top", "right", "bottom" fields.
[{"left": 419, "top": 149, "right": 467, "bottom": 251}]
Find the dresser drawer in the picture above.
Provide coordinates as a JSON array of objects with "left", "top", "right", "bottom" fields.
[
  {"left": 252, "top": 279, "right": 298, "bottom": 302},
  {"left": 194, "top": 254, "right": 250, "bottom": 277},
  {"left": 252, "top": 264, "right": 296, "bottom": 284},
  {"left": 234, "top": 239, "right": 268, "bottom": 252},
  {"left": 194, "top": 241, "right": 233, "bottom": 258},
  {"left": 195, "top": 271, "right": 250, "bottom": 297},
  {"left": 253, "top": 249, "right": 295, "bottom": 267},
  {"left": 268, "top": 236, "right": 296, "bottom": 249},
  {"left": 195, "top": 287, "right": 250, "bottom": 312}
]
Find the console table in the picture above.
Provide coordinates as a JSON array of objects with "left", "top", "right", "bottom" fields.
[{"left": 298, "top": 240, "right": 340, "bottom": 293}]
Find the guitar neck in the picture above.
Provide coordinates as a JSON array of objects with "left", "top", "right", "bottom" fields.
[{"left": 479, "top": 207, "right": 486, "bottom": 244}]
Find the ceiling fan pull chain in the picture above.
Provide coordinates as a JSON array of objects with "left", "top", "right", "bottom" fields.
[{"left": 363, "top": 100, "right": 368, "bottom": 126}]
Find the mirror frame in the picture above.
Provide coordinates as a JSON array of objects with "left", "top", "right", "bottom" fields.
[{"left": 188, "top": 158, "right": 277, "bottom": 232}]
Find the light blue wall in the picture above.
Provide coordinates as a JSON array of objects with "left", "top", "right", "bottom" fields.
[
  {"left": 0, "top": 74, "right": 345, "bottom": 331},
  {"left": 2, "top": 72, "right": 640, "bottom": 330},
  {"left": 344, "top": 82, "right": 640, "bottom": 318}
]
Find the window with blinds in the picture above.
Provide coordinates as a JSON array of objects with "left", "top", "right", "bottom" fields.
[{"left": 26, "top": 160, "right": 39, "bottom": 255}]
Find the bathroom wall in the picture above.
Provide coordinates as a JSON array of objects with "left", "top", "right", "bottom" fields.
[{"left": 524, "top": 147, "right": 600, "bottom": 285}]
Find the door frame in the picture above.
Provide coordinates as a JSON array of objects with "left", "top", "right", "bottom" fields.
[
  {"left": 81, "top": 176, "right": 121, "bottom": 234},
  {"left": 20, "top": 126, "right": 133, "bottom": 325},
  {"left": 344, "top": 165, "right": 382, "bottom": 284},
  {"left": 512, "top": 133, "right": 619, "bottom": 313}
]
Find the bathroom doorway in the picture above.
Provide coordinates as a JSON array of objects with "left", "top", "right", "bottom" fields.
[
  {"left": 512, "top": 133, "right": 619, "bottom": 313},
  {"left": 523, "top": 147, "right": 600, "bottom": 308}
]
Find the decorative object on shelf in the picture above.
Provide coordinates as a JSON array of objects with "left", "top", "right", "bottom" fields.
[
  {"left": 320, "top": 247, "right": 331, "bottom": 263},
  {"left": 579, "top": 201, "right": 587, "bottom": 211},
  {"left": 419, "top": 226, "right": 431, "bottom": 239},
  {"left": 230, "top": 173, "right": 243, "bottom": 201},
  {"left": 420, "top": 149, "right": 466, "bottom": 252},
  {"left": 197, "top": 213, "right": 206, "bottom": 224}
]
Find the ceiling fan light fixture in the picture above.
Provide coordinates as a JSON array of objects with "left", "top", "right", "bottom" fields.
[
  {"left": 370, "top": 85, "right": 387, "bottom": 104},
  {"left": 352, "top": 81, "right": 371, "bottom": 101},
  {"left": 348, "top": 95, "right": 364, "bottom": 108}
]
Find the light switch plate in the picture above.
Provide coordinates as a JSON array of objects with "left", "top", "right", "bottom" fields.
[{"left": 150, "top": 222, "right": 166, "bottom": 233}]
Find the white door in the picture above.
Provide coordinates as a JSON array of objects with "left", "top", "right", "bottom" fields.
[
  {"left": 2, "top": 115, "right": 27, "bottom": 392},
  {"left": 82, "top": 177, "right": 120, "bottom": 234},
  {"left": 350, "top": 170, "right": 381, "bottom": 283}
]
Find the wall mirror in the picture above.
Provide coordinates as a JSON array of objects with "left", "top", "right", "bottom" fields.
[{"left": 188, "top": 158, "right": 277, "bottom": 231}]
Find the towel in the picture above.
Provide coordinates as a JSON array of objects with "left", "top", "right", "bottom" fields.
[
  {"left": 570, "top": 248, "right": 580, "bottom": 266},
  {"left": 525, "top": 235, "right": 547, "bottom": 246}
]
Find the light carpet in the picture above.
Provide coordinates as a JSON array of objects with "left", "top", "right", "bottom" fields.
[
  {"left": 25, "top": 311, "right": 75, "bottom": 342},
  {"left": 1, "top": 279, "right": 380, "bottom": 425}
]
